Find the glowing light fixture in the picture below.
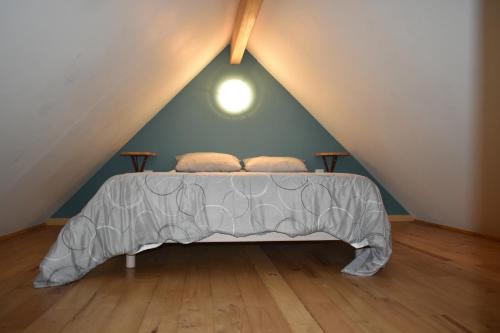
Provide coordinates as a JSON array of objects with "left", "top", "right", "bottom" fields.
[{"left": 216, "top": 79, "right": 253, "bottom": 114}]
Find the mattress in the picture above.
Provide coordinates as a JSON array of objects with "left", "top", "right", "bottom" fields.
[{"left": 34, "top": 172, "right": 392, "bottom": 287}]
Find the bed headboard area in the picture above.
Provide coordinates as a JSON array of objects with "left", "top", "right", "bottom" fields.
[{"left": 53, "top": 47, "right": 407, "bottom": 217}]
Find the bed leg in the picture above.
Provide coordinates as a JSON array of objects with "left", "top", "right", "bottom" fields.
[{"left": 125, "top": 254, "right": 136, "bottom": 269}]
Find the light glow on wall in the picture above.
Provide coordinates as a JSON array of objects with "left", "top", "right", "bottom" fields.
[{"left": 216, "top": 79, "right": 253, "bottom": 114}]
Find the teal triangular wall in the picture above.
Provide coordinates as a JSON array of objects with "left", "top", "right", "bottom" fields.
[{"left": 54, "top": 47, "right": 407, "bottom": 217}]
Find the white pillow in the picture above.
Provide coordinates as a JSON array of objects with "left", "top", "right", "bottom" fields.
[
  {"left": 175, "top": 152, "right": 241, "bottom": 172},
  {"left": 244, "top": 156, "right": 308, "bottom": 172}
]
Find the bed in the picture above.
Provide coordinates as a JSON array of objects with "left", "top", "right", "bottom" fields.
[{"left": 34, "top": 171, "right": 391, "bottom": 287}]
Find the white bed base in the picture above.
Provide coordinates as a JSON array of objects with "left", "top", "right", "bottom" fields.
[{"left": 125, "top": 232, "right": 338, "bottom": 268}]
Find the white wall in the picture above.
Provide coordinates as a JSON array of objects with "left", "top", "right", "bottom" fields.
[
  {"left": 0, "top": 0, "right": 237, "bottom": 235},
  {"left": 249, "top": 0, "right": 481, "bottom": 231}
]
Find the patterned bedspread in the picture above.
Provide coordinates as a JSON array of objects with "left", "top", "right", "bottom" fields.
[{"left": 34, "top": 172, "right": 391, "bottom": 287}]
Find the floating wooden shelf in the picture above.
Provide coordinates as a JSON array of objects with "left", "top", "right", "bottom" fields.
[
  {"left": 120, "top": 152, "right": 157, "bottom": 157},
  {"left": 315, "top": 152, "right": 350, "bottom": 172},
  {"left": 315, "top": 152, "right": 350, "bottom": 157},
  {"left": 120, "top": 151, "right": 157, "bottom": 172}
]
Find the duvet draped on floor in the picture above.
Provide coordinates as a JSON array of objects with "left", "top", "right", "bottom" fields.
[{"left": 34, "top": 172, "right": 391, "bottom": 288}]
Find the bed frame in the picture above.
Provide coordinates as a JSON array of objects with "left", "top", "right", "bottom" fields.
[{"left": 125, "top": 231, "right": 338, "bottom": 268}]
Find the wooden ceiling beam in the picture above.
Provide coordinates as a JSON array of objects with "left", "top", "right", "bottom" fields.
[{"left": 230, "top": 0, "right": 263, "bottom": 64}]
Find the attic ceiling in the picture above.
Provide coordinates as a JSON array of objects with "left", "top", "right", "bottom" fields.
[
  {"left": 0, "top": 0, "right": 483, "bottom": 235},
  {"left": 248, "top": 0, "right": 480, "bottom": 232},
  {"left": 0, "top": 0, "right": 238, "bottom": 234}
]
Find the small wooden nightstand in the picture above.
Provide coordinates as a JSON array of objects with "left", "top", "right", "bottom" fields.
[
  {"left": 120, "top": 152, "right": 157, "bottom": 172},
  {"left": 315, "top": 152, "right": 350, "bottom": 173}
]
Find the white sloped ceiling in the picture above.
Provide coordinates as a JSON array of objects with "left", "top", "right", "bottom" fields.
[
  {"left": 0, "top": 0, "right": 488, "bottom": 237},
  {"left": 248, "top": 0, "right": 480, "bottom": 231},
  {"left": 0, "top": 0, "right": 238, "bottom": 234}
]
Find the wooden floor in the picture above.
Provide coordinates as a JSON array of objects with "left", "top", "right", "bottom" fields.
[{"left": 0, "top": 222, "right": 499, "bottom": 332}]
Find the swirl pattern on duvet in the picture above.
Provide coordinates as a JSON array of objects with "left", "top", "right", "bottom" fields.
[{"left": 34, "top": 172, "right": 391, "bottom": 287}]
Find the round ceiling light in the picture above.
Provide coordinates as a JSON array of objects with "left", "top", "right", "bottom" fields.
[{"left": 216, "top": 79, "right": 253, "bottom": 114}]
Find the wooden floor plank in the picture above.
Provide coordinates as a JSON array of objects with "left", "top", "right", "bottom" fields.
[
  {"left": 244, "top": 245, "right": 323, "bottom": 333},
  {"left": 232, "top": 245, "right": 293, "bottom": 333},
  {"left": 0, "top": 227, "right": 60, "bottom": 298},
  {"left": 175, "top": 246, "right": 215, "bottom": 333},
  {"left": 23, "top": 257, "right": 122, "bottom": 333},
  {"left": 208, "top": 246, "right": 252, "bottom": 333},
  {"left": 0, "top": 222, "right": 498, "bottom": 332},
  {"left": 137, "top": 247, "right": 191, "bottom": 333},
  {"left": 261, "top": 245, "right": 363, "bottom": 333},
  {"left": 97, "top": 273, "right": 159, "bottom": 333},
  {"left": 58, "top": 276, "right": 126, "bottom": 333},
  {"left": 285, "top": 244, "right": 408, "bottom": 333}
]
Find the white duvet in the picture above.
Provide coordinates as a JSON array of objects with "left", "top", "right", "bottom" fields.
[{"left": 34, "top": 172, "right": 391, "bottom": 287}]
